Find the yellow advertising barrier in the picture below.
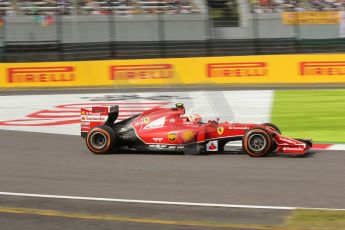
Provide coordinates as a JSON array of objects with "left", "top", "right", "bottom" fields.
[
  {"left": 281, "top": 11, "right": 341, "bottom": 24},
  {"left": 1, "top": 54, "right": 345, "bottom": 88}
]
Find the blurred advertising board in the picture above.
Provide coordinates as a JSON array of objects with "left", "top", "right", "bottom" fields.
[
  {"left": 1, "top": 54, "right": 345, "bottom": 88},
  {"left": 282, "top": 12, "right": 341, "bottom": 24}
]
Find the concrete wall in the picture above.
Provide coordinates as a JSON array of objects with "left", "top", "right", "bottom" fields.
[
  {"left": 3, "top": 14, "right": 208, "bottom": 43},
  {"left": 1, "top": 13, "right": 342, "bottom": 44},
  {"left": 213, "top": 13, "right": 341, "bottom": 39}
]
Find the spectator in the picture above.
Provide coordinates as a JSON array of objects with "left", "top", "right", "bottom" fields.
[
  {"left": 251, "top": 0, "right": 345, "bottom": 13},
  {"left": 11, "top": 0, "right": 200, "bottom": 15}
]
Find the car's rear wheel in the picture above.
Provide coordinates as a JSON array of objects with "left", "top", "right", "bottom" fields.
[
  {"left": 86, "top": 125, "right": 116, "bottom": 154},
  {"left": 242, "top": 128, "right": 273, "bottom": 157}
]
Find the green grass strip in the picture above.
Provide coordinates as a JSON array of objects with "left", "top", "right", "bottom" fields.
[
  {"left": 282, "top": 209, "right": 345, "bottom": 230},
  {"left": 271, "top": 90, "right": 345, "bottom": 143}
]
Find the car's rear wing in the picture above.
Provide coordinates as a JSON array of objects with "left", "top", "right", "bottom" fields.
[{"left": 81, "top": 105, "right": 119, "bottom": 138}]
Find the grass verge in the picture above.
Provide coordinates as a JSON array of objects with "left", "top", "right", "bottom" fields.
[
  {"left": 281, "top": 209, "right": 345, "bottom": 230},
  {"left": 271, "top": 89, "right": 345, "bottom": 143}
]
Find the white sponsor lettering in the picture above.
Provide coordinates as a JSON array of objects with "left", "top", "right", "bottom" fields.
[
  {"left": 230, "top": 125, "right": 249, "bottom": 130},
  {"left": 152, "top": 137, "right": 163, "bottom": 142},
  {"left": 148, "top": 144, "right": 184, "bottom": 149},
  {"left": 282, "top": 147, "right": 304, "bottom": 151},
  {"left": 148, "top": 144, "right": 167, "bottom": 148},
  {"left": 81, "top": 115, "right": 108, "bottom": 121},
  {"left": 144, "top": 117, "right": 166, "bottom": 129},
  {"left": 279, "top": 137, "right": 297, "bottom": 144}
]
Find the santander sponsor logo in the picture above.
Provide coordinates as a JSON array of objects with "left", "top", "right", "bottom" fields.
[
  {"left": 230, "top": 125, "right": 250, "bottom": 130},
  {"left": 282, "top": 147, "right": 305, "bottom": 151},
  {"left": 81, "top": 114, "right": 108, "bottom": 121}
]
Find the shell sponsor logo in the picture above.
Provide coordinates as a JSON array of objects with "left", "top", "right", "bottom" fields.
[
  {"left": 7, "top": 66, "right": 75, "bottom": 83},
  {"left": 182, "top": 130, "right": 194, "bottom": 142},
  {"left": 168, "top": 132, "right": 177, "bottom": 142},
  {"left": 300, "top": 62, "right": 345, "bottom": 76},
  {"left": 110, "top": 64, "right": 174, "bottom": 80},
  {"left": 207, "top": 62, "right": 267, "bottom": 78},
  {"left": 217, "top": 126, "right": 224, "bottom": 135}
]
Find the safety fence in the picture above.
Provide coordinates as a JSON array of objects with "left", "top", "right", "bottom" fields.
[
  {"left": 1, "top": 53, "right": 345, "bottom": 88},
  {"left": 5, "top": 38, "right": 345, "bottom": 62},
  {"left": 3, "top": 10, "right": 345, "bottom": 62}
]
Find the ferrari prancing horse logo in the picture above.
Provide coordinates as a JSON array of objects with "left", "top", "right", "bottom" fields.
[
  {"left": 143, "top": 117, "right": 150, "bottom": 124},
  {"left": 217, "top": 127, "right": 224, "bottom": 135}
]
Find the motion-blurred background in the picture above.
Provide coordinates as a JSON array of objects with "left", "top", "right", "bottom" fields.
[{"left": 1, "top": 0, "right": 345, "bottom": 61}]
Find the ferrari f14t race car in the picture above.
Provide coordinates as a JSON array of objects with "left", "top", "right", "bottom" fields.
[{"left": 81, "top": 103, "right": 312, "bottom": 157}]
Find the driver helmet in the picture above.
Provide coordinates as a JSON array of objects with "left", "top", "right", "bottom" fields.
[{"left": 183, "top": 114, "right": 202, "bottom": 123}]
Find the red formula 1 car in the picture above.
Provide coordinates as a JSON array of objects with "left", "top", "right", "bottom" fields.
[{"left": 81, "top": 103, "right": 312, "bottom": 157}]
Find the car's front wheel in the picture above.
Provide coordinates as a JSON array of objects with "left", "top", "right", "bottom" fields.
[
  {"left": 242, "top": 128, "right": 273, "bottom": 157},
  {"left": 86, "top": 125, "right": 116, "bottom": 154},
  {"left": 262, "top": 123, "right": 281, "bottom": 134}
]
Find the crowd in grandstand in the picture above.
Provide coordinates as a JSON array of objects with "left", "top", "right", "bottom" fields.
[
  {"left": 0, "top": 0, "right": 200, "bottom": 15},
  {"left": 251, "top": 0, "right": 345, "bottom": 13},
  {"left": 3, "top": 0, "right": 344, "bottom": 16}
]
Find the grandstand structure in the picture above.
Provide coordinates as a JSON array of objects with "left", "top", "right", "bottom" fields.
[
  {"left": 1, "top": 0, "right": 345, "bottom": 61},
  {"left": 250, "top": 0, "right": 345, "bottom": 13},
  {"left": 1, "top": 0, "right": 201, "bottom": 15}
]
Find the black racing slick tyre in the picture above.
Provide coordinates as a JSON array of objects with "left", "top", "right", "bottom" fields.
[
  {"left": 242, "top": 128, "right": 273, "bottom": 157},
  {"left": 86, "top": 125, "right": 116, "bottom": 154},
  {"left": 262, "top": 123, "right": 281, "bottom": 134}
]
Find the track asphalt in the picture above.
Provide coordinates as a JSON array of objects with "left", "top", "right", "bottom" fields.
[{"left": 0, "top": 130, "right": 344, "bottom": 229}]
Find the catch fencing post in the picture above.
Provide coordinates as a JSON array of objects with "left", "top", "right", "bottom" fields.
[
  {"left": 158, "top": 12, "right": 166, "bottom": 58},
  {"left": 108, "top": 8, "right": 116, "bottom": 58},
  {"left": 56, "top": 11, "right": 64, "bottom": 61}
]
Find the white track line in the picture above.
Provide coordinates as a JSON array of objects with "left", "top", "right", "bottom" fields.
[{"left": 0, "top": 192, "right": 345, "bottom": 211}]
